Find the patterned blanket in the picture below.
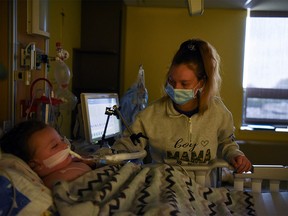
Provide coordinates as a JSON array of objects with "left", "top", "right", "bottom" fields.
[{"left": 53, "top": 163, "right": 255, "bottom": 216}]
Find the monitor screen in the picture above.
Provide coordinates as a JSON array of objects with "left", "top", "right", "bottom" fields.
[{"left": 80, "top": 93, "right": 121, "bottom": 144}]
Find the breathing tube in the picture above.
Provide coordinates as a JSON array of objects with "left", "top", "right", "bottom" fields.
[
  {"left": 43, "top": 135, "right": 146, "bottom": 167},
  {"left": 70, "top": 150, "right": 147, "bottom": 165},
  {"left": 43, "top": 147, "right": 147, "bottom": 168}
]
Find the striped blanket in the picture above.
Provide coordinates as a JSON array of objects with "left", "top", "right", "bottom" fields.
[{"left": 53, "top": 163, "right": 255, "bottom": 216}]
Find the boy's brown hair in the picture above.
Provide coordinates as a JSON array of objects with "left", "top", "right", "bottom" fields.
[{"left": 0, "top": 120, "right": 48, "bottom": 162}]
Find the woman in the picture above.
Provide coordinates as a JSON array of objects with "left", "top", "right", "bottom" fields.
[{"left": 112, "top": 38, "right": 252, "bottom": 175}]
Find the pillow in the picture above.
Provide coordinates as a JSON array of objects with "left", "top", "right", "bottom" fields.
[
  {"left": 0, "top": 152, "right": 43, "bottom": 184},
  {"left": 0, "top": 151, "right": 53, "bottom": 215}
]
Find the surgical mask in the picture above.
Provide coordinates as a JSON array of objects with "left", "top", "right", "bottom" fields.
[
  {"left": 165, "top": 83, "right": 199, "bottom": 105},
  {"left": 42, "top": 147, "right": 71, "bottom": 169}
]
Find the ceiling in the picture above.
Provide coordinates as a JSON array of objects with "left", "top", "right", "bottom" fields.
[{"left": 124, "top": 0, "right": 288, "bottom": 11}]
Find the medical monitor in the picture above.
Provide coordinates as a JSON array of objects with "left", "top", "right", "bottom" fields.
[{"left": 80, "top": 93, "right": 121, "bottom": 144}]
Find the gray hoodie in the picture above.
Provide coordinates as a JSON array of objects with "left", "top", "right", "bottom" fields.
[{"left": 113, "top": 96, "right": 244, "bottom": 165}]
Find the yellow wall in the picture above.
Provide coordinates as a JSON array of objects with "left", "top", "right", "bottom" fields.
[
  {"left": 123, "top": 6, "right": 287, "bottom": 143},
  {"left": 47, "top": 3, "right": 287, "bottom": 143},
  {"left": 48, "top": 0, "right": 81, "bottom": 137}
]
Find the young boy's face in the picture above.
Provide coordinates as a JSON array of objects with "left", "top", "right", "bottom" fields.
[{"left": 28, "top": 126, "right": 72, "bottom": 177}]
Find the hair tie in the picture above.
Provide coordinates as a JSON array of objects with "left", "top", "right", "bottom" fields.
[{"left": 187, "top": 44, "right": 196, "bottom": 51}]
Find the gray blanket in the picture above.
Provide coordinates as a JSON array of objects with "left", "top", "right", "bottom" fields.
[{"left": 53, "top": 163, "right": 255, "bottom": 216}]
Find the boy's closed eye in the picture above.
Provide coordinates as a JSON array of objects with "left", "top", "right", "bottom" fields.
[
  {"left": 50, "top": 139, "right": 62, "bottom": 149},
  {"left": 51, "top": 143, "right": 58, "bottom": 149}
]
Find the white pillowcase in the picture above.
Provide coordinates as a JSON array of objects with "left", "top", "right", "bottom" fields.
[
  {"left": 0, "top": 151, "right": 53, "bottom": 215},
  {"left": 0, "top": 152, "right": 43, "bottom": 184}
]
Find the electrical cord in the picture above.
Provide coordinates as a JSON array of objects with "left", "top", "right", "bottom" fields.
[
  {"left": 26, "top": 88, "right": 42, "bottom": 120},
  {"left": 26, "top": 78, "right": 63, "bottom": 130}
]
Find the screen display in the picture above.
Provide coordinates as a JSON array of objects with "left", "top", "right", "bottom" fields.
[{"left": 81, "top": 93, "right": 121, "bottom": 143}]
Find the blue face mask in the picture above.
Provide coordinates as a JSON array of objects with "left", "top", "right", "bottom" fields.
[{"left": 165, "top": 83, "right": 198, "bottom": 105}]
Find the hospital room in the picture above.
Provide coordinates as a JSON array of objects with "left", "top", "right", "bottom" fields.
[{"left": 0, "top": 0, "right": 288, "bottom": 215}]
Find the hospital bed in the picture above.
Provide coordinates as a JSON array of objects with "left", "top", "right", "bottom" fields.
[{"left": 0, "top": 150, "right": 287, "bottom": 216}]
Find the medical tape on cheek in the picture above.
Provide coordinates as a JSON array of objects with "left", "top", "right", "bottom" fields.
[{"left": 42, "top": 147, "right": 71, "bottom": 169}]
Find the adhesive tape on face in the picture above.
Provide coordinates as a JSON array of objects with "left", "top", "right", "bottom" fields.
[{"left": 42, "top": 147, "right": 70, "bottom": 169}]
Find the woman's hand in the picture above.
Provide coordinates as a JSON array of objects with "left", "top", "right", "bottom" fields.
[{"left": 231, "top": 155, "right": 252, "bottom": 173}]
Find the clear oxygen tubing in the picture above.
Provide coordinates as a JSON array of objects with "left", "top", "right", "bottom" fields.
[
  {"left": 69, "top": 149, "right": 147, "bottom": 165},
  {"left": 45, "top": 137, "right": 146, "bottom": 165}
]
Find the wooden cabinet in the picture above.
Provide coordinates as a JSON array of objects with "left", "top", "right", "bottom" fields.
[
  {"left": 81, "top": 0, "right": 123, "bottom": 52},
  {"left": 0, "top": 0, "right": 10, "bottom": 128},
  {"left": 72, "top": 49, "right": 120, "bottom": 97},
  {"left": 72, "top": 0, "right": 124, "bottom": 99},
  {"left": 71, "top": 0, "right": 124, "bottom": 138}
]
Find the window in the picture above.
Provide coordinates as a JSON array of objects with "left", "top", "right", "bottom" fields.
[{"left": 242, "top": 11, "right": 288, "bottom": 131}]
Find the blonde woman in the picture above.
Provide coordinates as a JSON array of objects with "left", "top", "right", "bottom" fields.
[{"left": 113, "top": 39, "right": 252, "bottom": 177}]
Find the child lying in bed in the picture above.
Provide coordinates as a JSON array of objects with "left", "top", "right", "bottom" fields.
[{"left": 0, "top": 120, "right": 92, "bottom": 189}]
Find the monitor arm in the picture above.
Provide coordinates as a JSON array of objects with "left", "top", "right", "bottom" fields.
[{"left": 101, "top": 105, "right": 148, "bottom": 147}]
